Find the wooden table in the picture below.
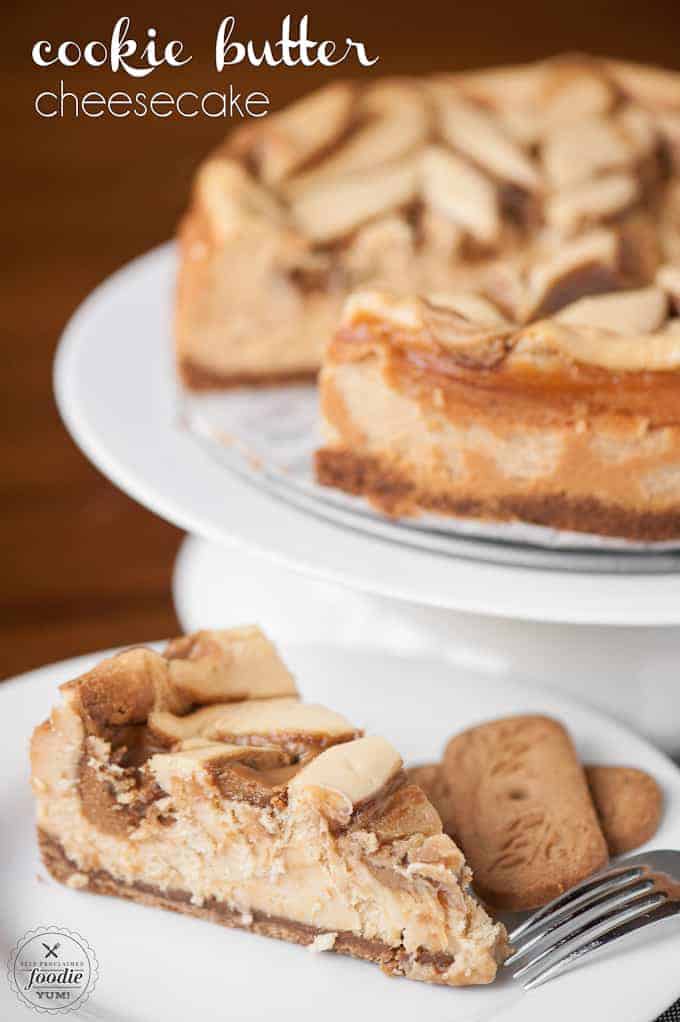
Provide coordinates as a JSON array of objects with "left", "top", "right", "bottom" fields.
[{"left": 3, "top": 1, "right": 679, "bottom": 680}]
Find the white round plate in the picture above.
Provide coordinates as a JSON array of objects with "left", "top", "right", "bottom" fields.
[
  {"left": 3, "top": 644, "right": 679, "bottom": 1021},
  {"left": 53, "top": 243, "right": 680, "bottom": 624}
]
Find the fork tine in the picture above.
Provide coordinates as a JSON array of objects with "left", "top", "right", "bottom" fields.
[
  {"left": 511, "top": 886, "right": 660, "bottom": 978},
  {"left": 505, "top": 879, "right": 655, "bottom": 966},
  {"left": 507, "top": 866, "right": 643, "bottom": 944},
  {"left": 518, "top": 893, "right": 668, "bottom": 990}
]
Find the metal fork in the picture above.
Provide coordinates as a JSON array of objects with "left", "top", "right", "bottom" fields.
[{"left": 504, "top": 850, "right": 680, "bottom": 990}]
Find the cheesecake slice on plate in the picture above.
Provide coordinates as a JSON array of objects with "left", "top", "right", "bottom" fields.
[{"left": 31, "top": 627, "right": 507, "bottom": 987}]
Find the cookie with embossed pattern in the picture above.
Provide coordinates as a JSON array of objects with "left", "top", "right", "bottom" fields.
[
  {"left": 586, "top": 765, "right": 663, "bottom": 856},
  {"left": 442, "top": 715, "right": 608, "bottom": 910}
]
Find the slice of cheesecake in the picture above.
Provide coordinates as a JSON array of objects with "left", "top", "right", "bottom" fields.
[{"left": 31, "top": 627, "right": 508, "bottom": 987}]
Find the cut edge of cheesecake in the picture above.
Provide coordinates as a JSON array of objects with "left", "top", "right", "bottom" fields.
[
  {"left": 31, "top": 627, "right": 508, "bottom": 988},
  {"left": 315, "top": 287, "right": 680, "bottom": 541}
]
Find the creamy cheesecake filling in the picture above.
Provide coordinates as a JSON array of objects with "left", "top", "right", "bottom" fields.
[{"left": 36, "top": 748, "right": 479, "bottom": 958}]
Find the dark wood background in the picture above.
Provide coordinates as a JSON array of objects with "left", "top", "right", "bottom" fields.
[{"left": 3, "top": 1, "right": 679, "bottom": 680}]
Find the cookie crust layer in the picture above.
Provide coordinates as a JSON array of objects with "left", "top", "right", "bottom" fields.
[{"left": 315, "top": 447, "right": 680, "bottom": 541}]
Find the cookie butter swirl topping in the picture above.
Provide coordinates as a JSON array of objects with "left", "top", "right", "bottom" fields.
[
  {"left": 49, "top": 628, "right": 410, "bottom": 832},
  {"left": 342, "top": 281, "right": 680, "bottom": 373},
  {"left": 148, "top": 698, "right": 360, "bottom": 759},
  {"left": 193, "top": 54, "right": 678, "bottom": 310},
  {"left": 193, "top": 54, "right": 680, "bottom": 372},
  {"left": 289, "top": 736, "right": 403, "bottom": 827}
]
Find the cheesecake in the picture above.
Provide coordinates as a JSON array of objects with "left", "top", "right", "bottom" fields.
[
  {"left": 176, "top": 54, "right": 680, "bottom": 392},
  {"left": 315, "top": 283, "right": 680, "bottom": 540},
  {"left": 31, "top": 627, "right": 508, "bottom": 986}
]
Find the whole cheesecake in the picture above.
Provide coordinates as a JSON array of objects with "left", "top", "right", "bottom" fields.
[{"left": 176, "top": 54, "right": 680, "bottom": 390}]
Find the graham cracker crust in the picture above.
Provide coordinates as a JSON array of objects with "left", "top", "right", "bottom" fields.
[
  {"left": 38, "top": 829, "right": 453, "bottom": 977},
  {"left": 315, "top": 448, "right": 680, "bottom": 542},
  {"left": 179, "top": 359, "right": 317, "bottom": 391}
]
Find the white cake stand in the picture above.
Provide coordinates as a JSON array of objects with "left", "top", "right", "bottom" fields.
[{"left": 53, "top": 244, "right": 680, "bottom": 753}]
